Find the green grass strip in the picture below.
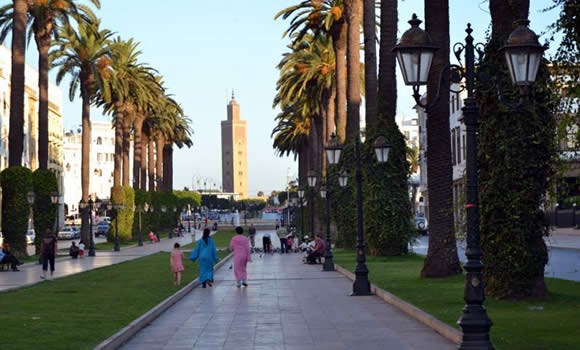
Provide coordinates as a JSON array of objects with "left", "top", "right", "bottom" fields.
[
  {"left": 182, "top": 230, "right": 237, "bottom": 249},
  {"left": 333, "top": 249, "right": 580, "bottom": 350},
  {"left": 0, "top": 249, "right": 228, "bottom": 350}
]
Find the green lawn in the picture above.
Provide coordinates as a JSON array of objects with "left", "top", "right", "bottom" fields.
[
  {"left": 182, "top": 230, "right": 237, "bottom": 250},
  {"left": 0, "top": 249, "right": 228, "bottom": 350},
  {"left": 333, "top": 250, "right": 580, "bottom": 350}
]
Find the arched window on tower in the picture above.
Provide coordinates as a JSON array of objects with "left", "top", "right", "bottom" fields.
[{"left": 96, "top": 137, "right": 102, "bottom": 145}]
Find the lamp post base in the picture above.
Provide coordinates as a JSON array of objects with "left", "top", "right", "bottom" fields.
[
  {"left": 322, "top": 256, "right": 334, "bottom": 272},
  {"left": 138, "top": 231, "right": 143, "bottom": 247},
  {"left": 351, "top": 262, "right": 372, "bottom": 296}
]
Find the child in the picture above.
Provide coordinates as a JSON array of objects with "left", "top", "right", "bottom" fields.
[
  {"left": 171, "top": 242, "right": 185, "bottom": 285},
  {"left": 78, "top": 242, "right": 85, "bottom": 257}
]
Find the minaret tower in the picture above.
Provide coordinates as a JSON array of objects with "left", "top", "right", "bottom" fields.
[{"left": 221, "top": 91, "right": 248, "bottom": 199}]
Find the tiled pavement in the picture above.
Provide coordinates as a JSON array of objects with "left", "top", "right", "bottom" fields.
[{"left": 120, "top": 232, "right": 455, "bottom": 350}]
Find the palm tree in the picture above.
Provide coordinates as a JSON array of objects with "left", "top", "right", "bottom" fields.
[
  {"left": 377, "top": 0, "right": 397, "bottom": 124},
  {"left": 344, "top": 0, "right": 362, "bottom": 141},
  {"left": 420, "top": 1, "right": 462, "bottom": 277},
  {"left": 0, "top": 0, "right": 27, "bottom": 166},
  {"left": 275, "top": 0, "right": 347, "bottom": 142},
  {"left": 28, "top": 0, "right": 99, "bottom": 170},
  {"left": 363, "top": 0, "right": 377, "bottom": 129},
  {"left": 51, "top": 20, "right": 113, "bottom": 244}
]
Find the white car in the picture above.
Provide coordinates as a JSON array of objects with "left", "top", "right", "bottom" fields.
[{"left": 26, "top": 230, "right": 35, "bottom": 245}]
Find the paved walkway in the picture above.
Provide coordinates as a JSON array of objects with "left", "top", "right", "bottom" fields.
[
  {"left": 0, "top": 230, "right": 204, "bottom": 292},
  {"left": 120, "top": 231, "right": 454, "bottom": 350}
]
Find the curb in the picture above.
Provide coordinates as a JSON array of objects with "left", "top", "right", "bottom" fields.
[
  {"left": 93, "top": 252, "right": 234, "bottom": 350},
  {"left": 334, "top": 264, "right": 462, "bottom": 345}
]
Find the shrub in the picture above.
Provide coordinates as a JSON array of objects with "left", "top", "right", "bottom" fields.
[
  {"left": 108, "top": 186, "right": 134, "bottom": 242},
  {"left": 1, "top": 167, "right": 33, "bottom": 257},
  {"left": 32, "top": 170, "right": 58, "bottom": 254}
]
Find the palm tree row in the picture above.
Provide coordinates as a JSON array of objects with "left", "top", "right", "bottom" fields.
[{"left": 1, "top": 1, "right": 192, "bottom": 245}]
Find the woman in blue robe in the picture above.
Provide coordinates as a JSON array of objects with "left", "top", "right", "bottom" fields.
[{"left": 190, "top": 228, "right": 219, "bottom": 288}]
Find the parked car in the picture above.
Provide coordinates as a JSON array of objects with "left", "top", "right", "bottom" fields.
[
  {"left": 58, "top": 226, "right": 78, "bottom": 240},
  {"left": 415, "top": 216, "right": 428, "bottom": 235},
  {"left": 96, "top": 222, "right": 109, "bottom": 236},
  {"left": 26, "top": 230, "right": 36, "bottom": 245}
]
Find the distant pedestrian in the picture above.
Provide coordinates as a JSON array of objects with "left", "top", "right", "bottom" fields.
[
  {"left": 41, "top": 229, "right": 57, "bottom": 280},
  {"left": 69, "top": 242, "right": 79, "bottom": 259},
  {"left": 262, "top": 232, "right": 272, "bottom": 254},
  {"left": 0, "top": 242, "right": 22, "bottom": 271},
  {"left": 190, "top": 229, "right": 218, "bottom": 288},
  {"left": 78, "top": 242, "right": 85, "bottom": 257},
  {"left": 306, "top": 235, "right": 326, "bottom": 264},
  {"left": 171, "top": 243, "right": 185, "bottom": 286},
  {"left": 229, "top": 226, "right": 251, "bottom": 288},
  {"left": 248, "top": 224, "right": 256, "bottom": 251},
  {"left": 277, "top": 225, "right": 288, "bottom": 254}
]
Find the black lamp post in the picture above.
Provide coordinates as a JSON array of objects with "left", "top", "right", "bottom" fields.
[
  {"left": 161, "top": 205, "right": 167, "bottom": 239},
  {"left": 136, "top": 203, "right": 147, "bottom": 246},
  {"left": 27, "top": 192, "right": 35, "bottom": 241},
  {"left": 306, "top": 170, "right": 318, "bottom": 239},
  {"left": 327, "top": 133, "right": 391, "bottom": 295},
  {"left": 50, "top": 192, "right": 59, "bottom": 234},
  {"left": 110, "top": 202, "right": 123, "bottom": 252},
  {"left": 82, "top": 198, "right": 99, "bottom": 257},
  {"left": 394, "top": 14, "right": 544, "bottom": 349},
  {"left": 297, "top": 187, "right": 305, "bottom": 239}
]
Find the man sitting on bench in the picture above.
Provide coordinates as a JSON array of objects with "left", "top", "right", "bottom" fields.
[{"left": 306, "top": 235, "right": 326, "bottom": 264}]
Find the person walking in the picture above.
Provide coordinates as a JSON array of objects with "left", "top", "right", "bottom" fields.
[
  {"left": 41, "top": 229, "right": 57, "bottom": 280},
  {"left": 248, "top": 224, "right": 256, "bottom": 251},
  {"left": 262, "top": 232, "right": 272, "bottom": 254},
  {"left": 229, "top": 226, "right": 251, "bottom": 287},
  {"left": 171, "top": 243, "right": 185, "bottom": 286},
  {"left": 277, "top": 225, "right": 288, "bottom": 254},
  {"left": 190, "top": 229, "right": 218, "bottom": 288}
]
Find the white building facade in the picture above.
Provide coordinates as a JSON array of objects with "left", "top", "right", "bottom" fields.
[
  {"left": 62, "top": 121, "right": 126, "bottom": 215},
  {"left": 414, "top": 85, "right": 468, "bottom": 229},
  {"left": 0, "top": 45, "right": 64, "bottom": 226}
]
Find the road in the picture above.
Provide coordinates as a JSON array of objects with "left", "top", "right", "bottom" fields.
[{"left": 411, "top": 236, "right": 580, "bottom": 282}]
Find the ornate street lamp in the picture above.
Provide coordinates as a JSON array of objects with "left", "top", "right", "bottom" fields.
[
  {"left": 27, "top": 191, "right": 35, "bottom": 205},
  {"left": 500, "top": 20, "right": 544, "bottom": 86},
  {"left": 297, "top": 187, "right": 305, "bottom": 239},
  {"left": 326, "top": 132, "right": 390, "bottom": 294},
  {"left": 50, "top": 192, "right": 60, "bottom": 235},
  {"left": 306, "top": 170, "right": 318, "bottom": 239},
  {"left": 394, "top": 14, "right": 544, "bottom": 349}
]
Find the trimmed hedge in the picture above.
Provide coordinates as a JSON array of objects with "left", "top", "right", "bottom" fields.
[
  {"left": 108, "top": 186, "right": 135, "bottom": 242},
  {"left": 32, "top": 170, "right": 58, "bottom": 255},
  {"left": 1, "top": 167, "right": 33, "bottom": 257}
]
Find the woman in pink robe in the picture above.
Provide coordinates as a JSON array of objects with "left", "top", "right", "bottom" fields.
[{"left": 229, "top": 226, "right": 252, "bottom": 287}]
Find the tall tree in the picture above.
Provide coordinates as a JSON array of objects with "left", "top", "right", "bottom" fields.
[
  {"left": 344, "top": 0, "right": 362, "bottom": 141},
  {"left": 28, "top": 0, "right": 100, "bottom": 170},
  {"left": 420, "top": 1, "right": 462, "bottom": 277},
  {"left": 275, "top": 0, "right": 347, "bottom": 142},
  {"left": 0, "top": 0, "right": 28, "bottom": 166},
  {"left": 477, "top": 0, "right": 555, "bottom": 298},
  {"left": 51, "top": 20, "right": 113, "bottom": 244},
  {"left": 363, "top": 0, "right": 377, "bottom": 128}
]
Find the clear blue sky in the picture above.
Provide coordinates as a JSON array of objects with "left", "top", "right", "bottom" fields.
[{"left": 30, "top": 0, "right": 558, "bottom": 196}]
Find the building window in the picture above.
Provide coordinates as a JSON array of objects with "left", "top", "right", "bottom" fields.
[
  {"left": 451, "top": 129, "right": 456, "bottom": 166},
  {"left": 96, "top": 137, "right": 102, "bottom": 145},
  {"left": 456, "top": 127, "right": 461, "bottom": 163},
  {"left": 462, "top": 135, "right": 466, "bottom": 161},
  {"left": 97, "top": 153, "right": 103, "bottom": 162}
]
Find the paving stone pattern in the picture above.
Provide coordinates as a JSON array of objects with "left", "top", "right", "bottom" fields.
[{"left": 121, "top": 231, "right": 454, "bottom": 350}]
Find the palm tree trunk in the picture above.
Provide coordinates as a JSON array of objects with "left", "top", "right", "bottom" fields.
[
  {"left": 344, "top": 0, "right": 363, "bottom": 142},
  {"left": 163, "top": 142, "right": 173, "bottom": 191},
  {"left": 132, "top": 115, "right": 145, "bottom": 190},
  {"left": 8, "top": 0, "right": 27, "bottom": 167},
  {"left": 80, "top": 80, "right": 92, "bottom": 245},
  {"left": 363, "top": 0, "right": 378, "bottom": 130},
  {"left": 327, "top": 85, "right": 336, "bottom": 140},
  {"left": 122, "top": 111, "right": 132, "bottom": 187},
  {"left": 37, "top": 37, "right": 51, "bottom": 170},
  {"left": 421, "top": 0, "right": 462, "bottom": 278},
  {"left": 141, "top": 132, "right": 148, "bottom": 190},
  {"left": 331, "top": 21, "right": 347, "bottom": 143},
  {"left": 378, "top": 0, "right": 398, "bottom": 124},
  {"left": 298, "top": 145, "right": 307, "bottom": 187},
  {"left": 155, "top": 134, "right": 164, "bottom": 191},
  {"left": 113, "top": 108, "right": 123, "bottom": 188},
  {"left": 148, "top": 136, "right": 155, "bottom": 191}
]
